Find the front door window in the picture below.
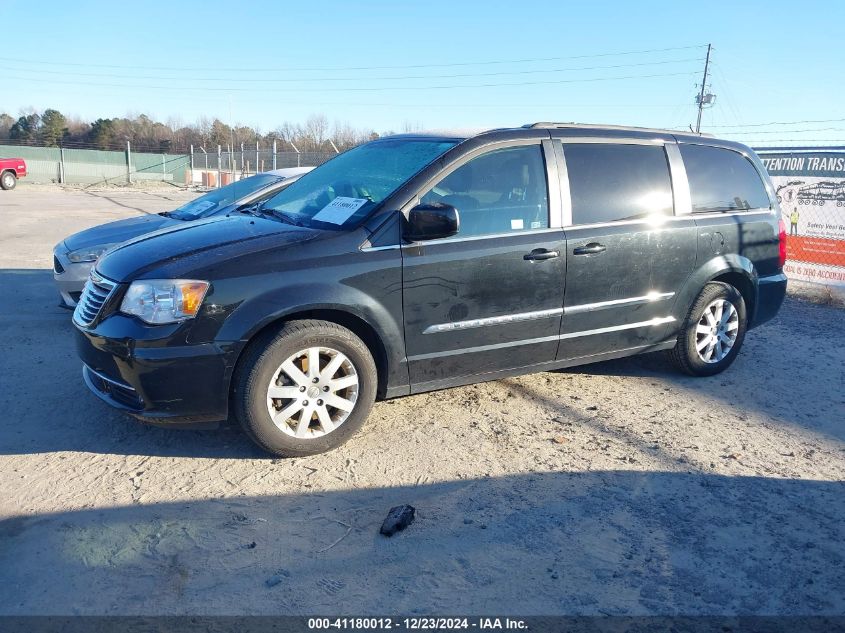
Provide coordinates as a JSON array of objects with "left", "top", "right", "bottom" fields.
[{"left": 420, "top": 145, "right": 549, "bottom": 237}]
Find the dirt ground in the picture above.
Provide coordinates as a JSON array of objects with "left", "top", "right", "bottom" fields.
[{"left": 0, "top": 183, "right": 843, "bottom": 616}]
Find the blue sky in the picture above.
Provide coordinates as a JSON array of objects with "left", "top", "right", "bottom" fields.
[{"left": 2, "top": 0, "right": 842, "bottom": 145}]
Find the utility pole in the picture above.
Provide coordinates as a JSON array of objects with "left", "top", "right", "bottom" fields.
[{"left": 695, "top": 43, "right": 712, "bottom": 134}]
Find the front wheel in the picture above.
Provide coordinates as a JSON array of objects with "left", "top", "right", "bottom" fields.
[
  {"left": 668, "top": 282, "right": 747, "bottom": 377},
  {"left": 0, "top": 171, "right": 16, "bottom": 190},
  {"left": 233, "top": 319, "right": 377, "bottom": 457}
]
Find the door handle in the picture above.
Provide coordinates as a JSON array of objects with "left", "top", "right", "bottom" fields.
[
  {"left": 573, "top": 242, "right": 606, "bottom": 255},
  {"left": 524, "top": 248, "right": 560, "bottom": 261}
]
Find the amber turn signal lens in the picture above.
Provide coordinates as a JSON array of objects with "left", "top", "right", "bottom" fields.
[{"left": 179, "top": 281, "right": 210, "bottom": 316}]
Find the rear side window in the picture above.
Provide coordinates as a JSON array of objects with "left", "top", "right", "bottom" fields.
[
  {"left": 680, "top": 144, "right": 770, "bottom": 212},
  {"left": 563, "top": 143, "right": 674, "bottom": 225}
]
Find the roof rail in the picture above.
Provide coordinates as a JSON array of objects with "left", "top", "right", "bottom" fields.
[{"left": 525, "top": 122, "right": 715, "bottom": 138}]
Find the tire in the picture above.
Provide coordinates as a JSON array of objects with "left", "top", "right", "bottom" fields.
[
  {"left": 0, "top": 171, "right": 16, "bottom": 191},
  {"left": 233, "top": 319, "right": 377, "bottom": 457},
  {"left": 668, "top": 282, "right": 747, "bottom": 377}
]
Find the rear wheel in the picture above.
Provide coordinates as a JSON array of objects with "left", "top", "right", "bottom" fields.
[
  {"left": 669, "top": 282, "right": 747, "bottom": 377},
  {"left": 233, "top": 319, "right": 377, "bottom": 457},
  {"left": 0, "top": 171, "right": 16, "bottom": 190}
]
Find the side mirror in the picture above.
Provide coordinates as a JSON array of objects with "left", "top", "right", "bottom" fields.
[{"left": 404, "top": 203, "right": 460, "bottom": 241}]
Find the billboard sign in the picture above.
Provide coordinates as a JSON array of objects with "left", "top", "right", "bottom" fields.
[{"left": 759, "top": 151, "right": 845, "bottom": 286}]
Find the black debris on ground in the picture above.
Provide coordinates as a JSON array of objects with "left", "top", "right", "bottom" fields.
[{"left": 380, "top": 504, "right": 416, "bottom": 537}]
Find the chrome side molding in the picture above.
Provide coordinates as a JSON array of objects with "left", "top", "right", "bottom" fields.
[
  {"left": 423, "top": 307, "right": 564, "bottom": 334},
  {"left": 565, "top": 291, "right": 675, "bottom": 315},
  {"left": 560, "top": 316, "right": 676, "bottom": 340},
  {"left": 423, "top": 308, "right": 675, "bottom": 338}
]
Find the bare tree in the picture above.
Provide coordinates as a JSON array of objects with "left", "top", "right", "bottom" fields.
[
  {"left": 0, "top": 107, "right": 386, "bottom": 155},
  {"left": 302, "top": 114, "right": 329, "bottom": 152},
  {"left": 401, "top": 120, "right": 424, "bottom": 133}
]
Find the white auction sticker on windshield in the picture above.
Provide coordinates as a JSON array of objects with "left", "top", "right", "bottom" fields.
[{"left": 312, "top": 197, "right": 369, "bottom": 224}]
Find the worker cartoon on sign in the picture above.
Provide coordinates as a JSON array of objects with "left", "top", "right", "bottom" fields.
[{"left": 777, "top": 182, "right": 803, "bottom": 236}]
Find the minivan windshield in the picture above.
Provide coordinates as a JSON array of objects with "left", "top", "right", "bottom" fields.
[
  {"left": 168, "top": 173, "right": 282, "bottom": 220},
  {"left": 258, "top": 138, "right": 457, "bottom": 229}
]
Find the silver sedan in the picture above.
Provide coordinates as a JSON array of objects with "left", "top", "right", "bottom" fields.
[{"left": 53, "top": 167, "right": 312, "bottom": 307}]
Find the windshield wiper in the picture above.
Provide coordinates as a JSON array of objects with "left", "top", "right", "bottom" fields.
[
  {"left": 233, "top": 203, "right": 307, "bottom": 227},
  {"left": 235, "top": 202, "right": 263, "bottom": 217},
  {"left": 266, "top": 209, "right": 309, "bottom": 227}
]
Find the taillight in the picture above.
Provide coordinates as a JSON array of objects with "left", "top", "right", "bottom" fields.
[{"left": 778, "top": 219, "right": 787, "bottom": 268}]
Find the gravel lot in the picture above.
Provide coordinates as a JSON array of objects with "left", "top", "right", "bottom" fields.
[{"left": 0, "top": 184, "right": 843, "bottom": 616}]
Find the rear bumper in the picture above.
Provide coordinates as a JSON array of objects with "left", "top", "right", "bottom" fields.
[
  {"left": 751, "top": 272, "right": 788, "bottom": 329},
  {"left": 75, "top": 321, "right": 239, "bottom": 424}
]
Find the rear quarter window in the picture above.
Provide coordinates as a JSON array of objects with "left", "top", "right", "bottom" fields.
[{"left": 680, "top": 144, "right": 770, "bottom": 212}]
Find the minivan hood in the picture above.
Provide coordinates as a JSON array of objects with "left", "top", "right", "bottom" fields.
[
  {"left": 95, "top": 214, "right": 320, "bottom": 282},
  {"left": 63, "top": 214, "right": 178, "bottom": 252}
]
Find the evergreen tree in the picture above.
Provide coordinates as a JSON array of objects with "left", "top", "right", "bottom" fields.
[
  {"left": 9, "top": 113, "right": 41, "bottom": 142},
  {"left": 88, "top": 118, "right": 116, "bottom": 150},
  {"left": 39, "top": 109, "right": 67, "bottom": 146}
]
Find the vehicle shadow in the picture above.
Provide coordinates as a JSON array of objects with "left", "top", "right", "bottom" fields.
[
  {"left": 0, "top": 471, "right": 842, "bottom": 615},
  {"left": 554, "top": 296, "right": 845, "bottom": 444}
]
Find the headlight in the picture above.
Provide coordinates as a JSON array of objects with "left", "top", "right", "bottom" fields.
[
  {"left": 67, "top": 243, "right": 119, "bottom": 263},
  {"left": 120, "top": 279, "right": 210, "bottom": 324}
]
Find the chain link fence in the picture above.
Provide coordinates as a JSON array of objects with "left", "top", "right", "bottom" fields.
[
  {"left": 0, "top": 143, "right": 336, "bottom": 187},
  {"left": 190, "top": 148, "right": 335, "bottom": 176}
]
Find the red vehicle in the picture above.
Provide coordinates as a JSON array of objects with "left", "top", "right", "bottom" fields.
[{"left": 0, "top": 157, "right": 27, "bottom": 190}]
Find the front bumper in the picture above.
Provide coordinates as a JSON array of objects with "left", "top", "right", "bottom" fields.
[
  {"left": 53, "top": 245, "right": 93, "bottom": 308},
  {"left": 75, "top": 316, "right": 240, "bottom": 424},
  {"left": 751, "top": 272, "right": 788, "bottom": 329}
]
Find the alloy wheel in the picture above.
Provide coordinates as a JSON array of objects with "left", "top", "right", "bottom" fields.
[
  {"left": 266, "top": 346, "right": 359, "bottom": 438},
  {"left": 695, "top": 299, "right": 739, "bottom": 363}
]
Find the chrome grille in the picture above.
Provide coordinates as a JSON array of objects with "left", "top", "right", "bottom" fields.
[{"left": 73, "top": 272, "right": 116, "bottom": 326}]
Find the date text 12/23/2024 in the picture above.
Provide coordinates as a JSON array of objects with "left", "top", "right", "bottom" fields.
[{"left": 307, "top": 618, "right": 528, "bottom": 630}]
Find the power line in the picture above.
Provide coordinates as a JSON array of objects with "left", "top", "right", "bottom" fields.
[
  {"left": 2, "top": 57, "right": 703, "bottom": 83},
  {"left": 0, "top": 45, "right": 708, "bottom": 73},
  {"left": 710, "top": 62, "right": 745, "bottom": 128},
  {"left": 706, "top": 117, "right": 845, "bottom": 128},
  {"left": 745, "top": 139, "right": 845, "bottom": 143},
  {"left": 724, "top": 127, "right": 845, "bottom": 135},
  {"left": 0, "top": 90, "right": 690, "bottom": 109},
  {"left": 4, "top": 71, "right": 700, "bottom": 93}
]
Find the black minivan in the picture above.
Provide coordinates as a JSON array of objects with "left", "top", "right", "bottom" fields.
[{"left": 73, "top": 123, "right": 787, "bottom": 456}]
